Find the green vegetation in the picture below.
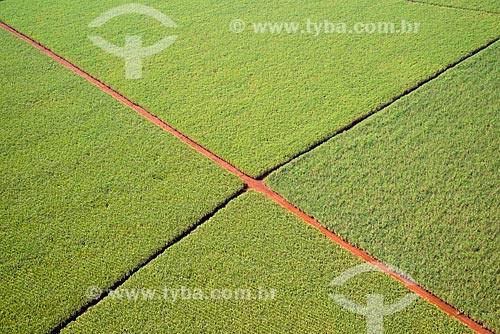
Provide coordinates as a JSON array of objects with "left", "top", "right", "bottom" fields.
[
  {"left": 0, "top": 29, "right": 243, "bottom": 333},
  {"left": 411, "top": 0, "right": 500, "bottom": 13},
  {"left": 267, "top": 42, "right": 500, "bottom": 331},
  {"left": 1, "top": 0, "right": 498, "bottom": 332},
  {"left": 1, "top": 0, "right": 499, "bottom": 176},
  {"left": 63, "top": 192, "right": 471, "bottom": 333}
]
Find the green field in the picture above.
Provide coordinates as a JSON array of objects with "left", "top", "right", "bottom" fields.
[
  {"left": 62, "top": 192, "right": 472, "bottom": 334},
  {"left": 1, "top": 0, "right": 499, "bottom": 176},
  {"left": 0, "top": 29, "right": 242, "bottom": 333},
  {"left": 1, "top": 0, "right": 499, "bottom": 333},
  {"left": 410, "top": 0, "right": 500, "bottom": 13},
  {"left": 267, "top": 41, "right": 500, "bottom": 331}
]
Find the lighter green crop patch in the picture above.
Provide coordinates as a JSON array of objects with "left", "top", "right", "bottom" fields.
[
  {"left": 0, "top": 29, "right": 243, "bottom": 334},
  {"left": 63, "top": 192, "right": 472, "bottom": 334},
  {"left": 1, "top": 0, "right": 499, "bottom": 176}
]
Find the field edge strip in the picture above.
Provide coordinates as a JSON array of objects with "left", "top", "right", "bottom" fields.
[
  {"left": 0, "top": 20, "right": 493, "bottom": 334},
  {"left": 405, "top": 0, "right": 500, "bottom": 15}
]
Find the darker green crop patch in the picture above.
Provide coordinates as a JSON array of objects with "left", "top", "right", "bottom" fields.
[{"left": 267, "top": 42, "right": 500, "bottom": 331}]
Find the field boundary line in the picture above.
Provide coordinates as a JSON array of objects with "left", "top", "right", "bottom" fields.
[
  {"left": 406, "top": 0, "right": 500, "bottom": 15},
  {"left": 258, "top": 36, "right": 500, "bottom": 180},
  {"left": 48, "top": 188, "right": 247, "bottom": 334},
  {"left": 0, "top": 21, "right": 255, "bottom": 185},
  {"left": 0, "top": 20, "right": 493, "bottom": 334}
]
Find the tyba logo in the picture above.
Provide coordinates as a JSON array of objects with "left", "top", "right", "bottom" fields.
[
  {"left": 88, "top": 3, "right": 178, "bottom": 79},
  {"left": 329, "top": 263, "right": 419, "bottom": 334}
]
